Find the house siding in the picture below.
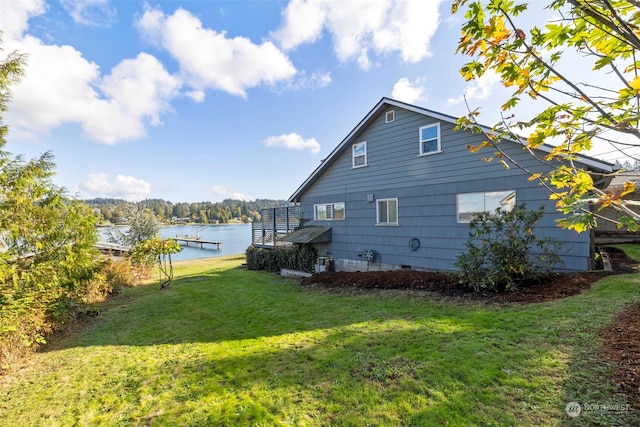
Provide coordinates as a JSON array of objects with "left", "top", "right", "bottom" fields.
[{"left": 296, "top": 105, "right": 595, "bottom": 272}]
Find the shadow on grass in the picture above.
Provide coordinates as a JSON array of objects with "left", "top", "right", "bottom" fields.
[
  {"left": 50, "top": 263, "right": 481, "bottom": 349},
  {"left": 35, "top": 261, "right": 640, "bottom": 425}
]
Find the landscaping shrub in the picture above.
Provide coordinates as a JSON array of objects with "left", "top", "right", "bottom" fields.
[
  {"left": 0, "top": 256, "right": 140, "bottom": 369},
  {"left": 455, "top": 204, "right": 564, "bottom": 292},
  {"left": 82, "top": 257, "right": 137, "bottom": 304},
  {"left": 246, "top": 244, "right": 318, "bottom": 273}
]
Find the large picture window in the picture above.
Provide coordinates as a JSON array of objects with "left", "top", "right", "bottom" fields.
[
  {"left": 314, "top": 202, "right": 345, "bottom": 220},
  {"left": 377, "top": 198, "right": 398, "bottom": 225},
  {"left": 457, "top": 190, "right": 516, "bottom": 222},
  {"left": 352, "top": 142, "right": 367, "bottom": 168},
  {"left": 419, "top": 123, "right": 441, "bottom": 155}
]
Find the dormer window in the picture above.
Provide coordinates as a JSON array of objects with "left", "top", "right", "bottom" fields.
[
  {"left": 352, "top": 141, "right": 367, "bottom": 168},
  {"left": 419, "top": 123, "right": 441, "bottom": 156},
  {"left": 385, "top": 110, "right": 395, "bottom": 123}
]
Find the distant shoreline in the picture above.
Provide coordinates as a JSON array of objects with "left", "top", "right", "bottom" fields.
[{"left": 97, "top": 219, "right": 249, "bottom": 227}]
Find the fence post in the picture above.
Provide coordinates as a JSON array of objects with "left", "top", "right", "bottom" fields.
[{"left": 272, "top": 208, "right": 277, "bottom": 246}]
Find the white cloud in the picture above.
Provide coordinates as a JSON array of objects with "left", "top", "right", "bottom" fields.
[
  {"left": 0, "top": 0, "right": 45, "bottom": 40},
  {"left": 60, "top": 0, "right": 116, "bottom": 27},
  {"left": 278, "top": 70, "right": 332, "bottom": 91},
  {"left": 447, "top": 70, "right": 501, "bottom": 107},
  {"left": 6, "top": 36, "right": 180, "bottom": 144},
  {"left": 264, "top": 132, "right": 321, "bottom": 154},
  {"left": 211, "top": 186, "right": 253, "bottom": 201},
  {"left": 0, "top": 0, "right": 181, "bottom": 144},
  {"left": 185, "top": 90, "right": 206, "bottom": 103},
  {"left": 79, "top": 172, "right": 152, "bottom": 201},
  {"left": 272, "top": 0, "right": 442, "bottom": 70},
  {"left": 136, "top": 6, "right": 297, "bottom": 98},
  {"left": 391, "top": 76, "right": 427, "bottom": 104},
  {"left": 92, "top": 52, "right": 181, "bottom": 143},
  {"left": 271, "top": 0, "right": 326, "bottom": 51}
]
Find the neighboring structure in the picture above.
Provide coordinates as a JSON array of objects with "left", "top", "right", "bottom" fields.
[
  {"left": 595, "top": 171, "right": 640, "bottom": 243},
  {"left": 285, "top": 97, "right": 614, "bottom": 272}
]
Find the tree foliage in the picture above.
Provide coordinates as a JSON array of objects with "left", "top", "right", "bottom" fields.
[
  {"left": 129, "top": 237, "right": 182, "bottom": 289},
  {"left": 108, "top": 204, "right": 162, "bottom": 246},
  {"left": 85, "top": 198, "right": 290, "bottom": 225},
  {"left": 455, "top": 204, "right": 564, "bottom": 292},
  {"left": 0, "top": 38, "right": 103, "bottom": 362},
  {"left": 453, "top": 0, "right": 640, "bottom": 231}
]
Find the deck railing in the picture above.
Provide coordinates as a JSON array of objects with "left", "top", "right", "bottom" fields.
[{"left": 251, "top": 206, "right": 301, "bottom": 247}]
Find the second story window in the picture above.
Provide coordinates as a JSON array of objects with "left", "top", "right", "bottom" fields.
[
  {"left": 352, "top": 141, "right": 367, "bottom": 168},
  {"left": 419, "top": 123, "right": 441, "bottom": 156}
]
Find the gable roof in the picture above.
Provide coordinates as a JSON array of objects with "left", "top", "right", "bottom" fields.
[{"left": 289, "top": 97, "right": 615, "bottom": 203}]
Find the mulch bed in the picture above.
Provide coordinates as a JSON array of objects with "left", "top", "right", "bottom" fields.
[{"left": 300, "top": 246, "right": 640, "bottom": 410}]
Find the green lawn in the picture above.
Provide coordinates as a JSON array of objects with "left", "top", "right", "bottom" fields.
[{"left": 1, "top": 252, "right": 639, "bottom": 426}]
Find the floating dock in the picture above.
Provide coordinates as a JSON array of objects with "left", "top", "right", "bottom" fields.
[{"left": 174, "top": 235, "right": 222, "bottom": 250}]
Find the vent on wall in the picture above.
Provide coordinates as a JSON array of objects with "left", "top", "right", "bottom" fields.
[{"left": 385, "top": 110, "right": 395, "bottom": 123}]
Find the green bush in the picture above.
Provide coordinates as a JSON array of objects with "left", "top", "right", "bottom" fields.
[
  {"left": 455, "top": 204, "right": 564, "bottom": 292},
  {"left": 246, "top": 244, "right": 318, "bottom": 273}
]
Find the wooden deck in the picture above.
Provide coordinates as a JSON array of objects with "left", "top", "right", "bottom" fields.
[
  {"left": 251, "top": 206, "right": 301, "bottom": 248},
  {"left": 174, "top": 235, "right": 221, "bottom": 250}
]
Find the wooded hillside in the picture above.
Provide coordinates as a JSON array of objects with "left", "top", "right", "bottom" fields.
[{"left": 84, "top": 198, "right": 291, "bottom": 225}]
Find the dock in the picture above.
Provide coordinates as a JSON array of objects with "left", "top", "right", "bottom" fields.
[
  {"left": 96, "top": 241, "right": 130, "bottom": 256},
  {"left": 174, "top": 235, "right": 222, "bottom": 250}
]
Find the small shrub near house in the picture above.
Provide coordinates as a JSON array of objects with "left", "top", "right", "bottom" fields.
[
  {"left": 246, "top": 244, "right": 318, "bottom": 273},
  {"left": 455, "top": 204, "right": 564, "bottom": 292}
]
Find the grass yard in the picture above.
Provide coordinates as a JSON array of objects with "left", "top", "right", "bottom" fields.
[{"left": 1, "top": 253, "right": 639, "bottom": 426}]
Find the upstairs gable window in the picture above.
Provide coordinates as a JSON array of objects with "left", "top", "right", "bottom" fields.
[
  {"left": 419, "top": 123, "right": 441, "bottom": 156},
  {"left": 385, "top": 110, "right": 395, "bottom": 123},
  {"left": 352, "top": 141, "right": 367, "bottom": 168}
]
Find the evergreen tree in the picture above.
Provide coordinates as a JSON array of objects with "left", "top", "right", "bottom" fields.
[{"left": 0, "top": 37, "right": 101, "bottom": 357}]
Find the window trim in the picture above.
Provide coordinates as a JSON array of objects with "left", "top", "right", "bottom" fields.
[
  {"left": 418, "top": 123, "right": 442, "bottom": 156},
  {"left": 314, "top": 202, "right": 346, "bottom": 221},
  {"left": 456, "top": 190, "right": 517, "bottom": 223},
  {"left": 376, "top": 197, "right": 399, "bottom": 226},
  {"left": 385, "top": 110, "right": 395, "bottom": 123},
  {"left": 352, "top": 141, "right": 367, "bottom": 168}
]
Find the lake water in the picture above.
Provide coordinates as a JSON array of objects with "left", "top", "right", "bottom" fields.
[{"left": 99, "top": 223, "right": 252, "bottom": 261}]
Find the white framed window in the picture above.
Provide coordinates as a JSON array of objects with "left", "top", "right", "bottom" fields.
[
  {"left": 457, "top": 190, "right": 516, "bottom": 222},
  {"left": 352, "top": 141, "right": 367, "bottom": 168},
  {"left": 419, "top": 123, "right": 441, "bottom": 155},
  {"left": 314, "top": 202, "right": 345, "bottom": 220},
  {"left": 385, "top": 110, "right": 395, "bottom": 123},
  {"left": 376, "top": 198, "right": 398, "bottom": 225}
]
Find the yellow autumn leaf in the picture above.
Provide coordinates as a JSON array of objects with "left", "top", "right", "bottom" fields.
[
  {"left": 629, "top": 76, "right": 640, "bottom": 91},
  {"left": 622, "top": 181, "right": 635, "bottom": 197}
]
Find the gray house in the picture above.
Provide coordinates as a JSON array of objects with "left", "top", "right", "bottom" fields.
[{"left": 286, "top": 97, "right": 614, "bottom": 272}]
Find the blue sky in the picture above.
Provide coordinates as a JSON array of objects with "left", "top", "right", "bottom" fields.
[{"left": 0, "top": 1, "right": 632, "bottom": 203}]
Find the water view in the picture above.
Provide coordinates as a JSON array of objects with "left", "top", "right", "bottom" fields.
[{"left": 100, "top": 223, "right": 252, "bottom": 261}]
